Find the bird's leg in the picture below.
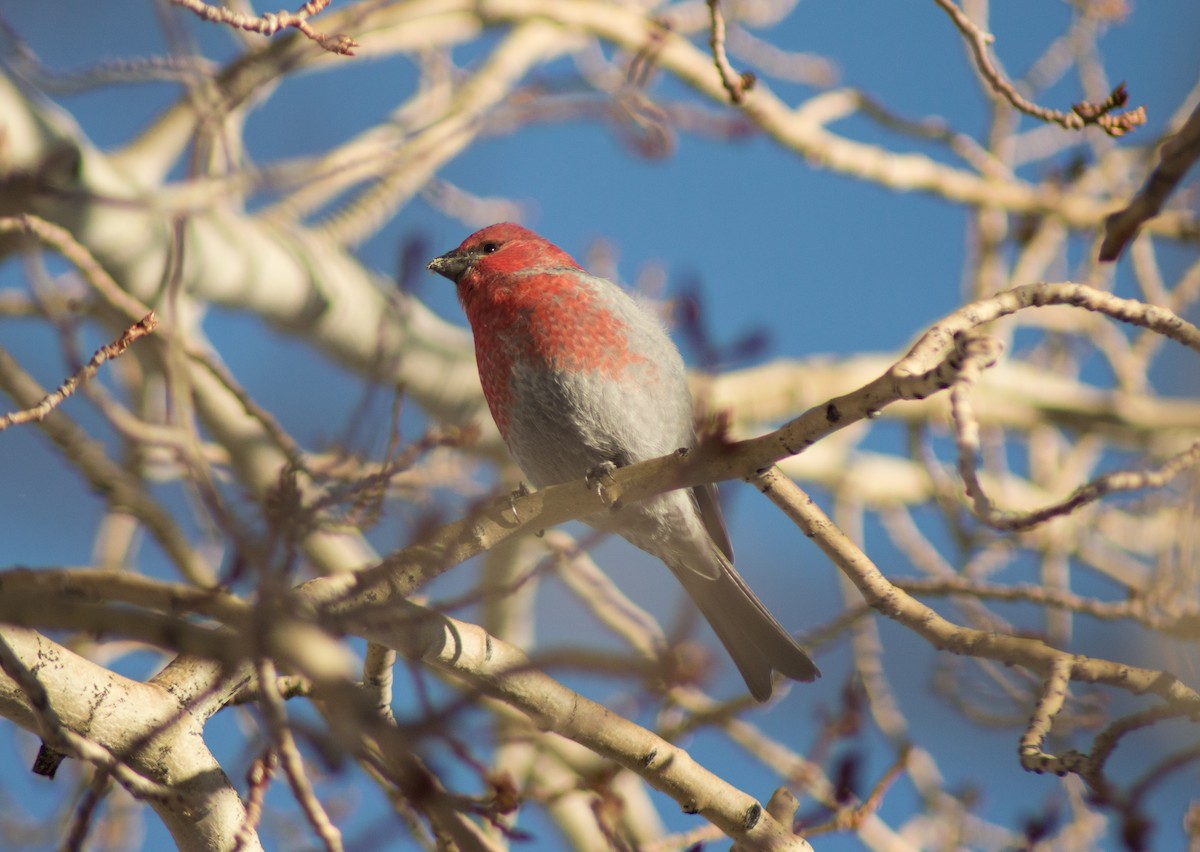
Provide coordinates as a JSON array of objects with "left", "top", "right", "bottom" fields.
[{"left": 585, "top": 460, "right": 620, "bottom": 510}]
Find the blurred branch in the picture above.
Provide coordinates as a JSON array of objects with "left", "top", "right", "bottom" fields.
[
  {"left": 359, "top": 604, "right": 815, "bottom": 851},
  {"left": 312, "top": 20, "right": 576, "bottom": 245},
  {"left": 891, "top": 576, "right": 1199, "bottom": 634},
  {"left": 477, "top": 0, "right": 1176, "bottom": 235},
  {"left": 0, "top": 2, "right": 1197, "bottom": 846},
  {"left": 362, "top": 642, "right": 398, "bottom": 724},
  {"left": 0, "top": 75, "right": 489, "bottom": 430},
  {"left": 0, "top": 214, "right": 153, "bottom": 322},
  {"left": 77, "top": 2, "right": 1191, "bottom": 248},
  {"left": 1102, "top": 101, "right": 1200, "bottom": 260},
  {"left": 753, "top": 467, "right": 1199, "bottom": 706},
  {"left": 0, "top": 347, "right": 217, "bottom": 586},
  {"left": 254, "top": 658, "right": 345, "bottom": 852}
]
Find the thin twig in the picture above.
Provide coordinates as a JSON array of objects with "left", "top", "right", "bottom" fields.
[
  {"left": 934, "top": 0, "right": 1144, "bottom": 136},
  {"left": 168, "top": 0, "right": 357, "bottom": 55},
  {"left": 235, "top": 750, "right": 277, "bottom": 851},
  {"left": 0, "top": 313, "right": 158, "bottom": 432},
  {"left": 255, "top": 659, "right": 345, "bottom": 851},
  {"left": 706, "top": 0, "right": 755, "bottom": 104},
  {"left": 0, "top": 215, "right": 151, "bottom": 322}
]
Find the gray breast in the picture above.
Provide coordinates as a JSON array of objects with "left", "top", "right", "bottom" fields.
[{"left": 503, "top": 359, "right": 695, "bottom": 489}]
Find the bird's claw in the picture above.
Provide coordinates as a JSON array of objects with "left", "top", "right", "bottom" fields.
[
  {"left": 585, "top": 461, "right": 620, "bottom": 510},
  {"left": 508, "top": 481, "right": 532, "bottom": 522}
]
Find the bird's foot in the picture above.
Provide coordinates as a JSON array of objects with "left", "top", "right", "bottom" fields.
[
  {"left": 507, "top": 481, "right": 532, "bottom": 522},
  {"left": 585, "top": 461, "right": 620, "bottom": 510},
  {"left": 507, "top": 482, "right": 545, "bottom": 535}
]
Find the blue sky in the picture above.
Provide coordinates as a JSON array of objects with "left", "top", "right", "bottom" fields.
[{"left": 1, "top": 1, "right": 1198, "bottom": 848}]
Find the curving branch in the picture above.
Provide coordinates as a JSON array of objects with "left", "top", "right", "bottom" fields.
[{"left": 933, "top": 0, "right": 1146, "bottom": 136}]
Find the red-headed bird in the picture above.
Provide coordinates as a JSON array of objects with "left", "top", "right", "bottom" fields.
[{"left": 428, "top": 223, "right": 818, "bottom": 700}]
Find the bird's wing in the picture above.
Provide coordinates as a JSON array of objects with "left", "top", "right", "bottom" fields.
[{"left": 693, "top": 483, "right": 734, "bottom": 562}]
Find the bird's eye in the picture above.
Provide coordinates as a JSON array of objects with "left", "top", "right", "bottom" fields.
[{"left": 482, "top": 242, "right": 500, "bottom": 254}]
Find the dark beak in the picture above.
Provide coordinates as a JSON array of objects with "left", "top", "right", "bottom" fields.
[{"left": 427, "top": 250, "right": 472, "bottom": 283}]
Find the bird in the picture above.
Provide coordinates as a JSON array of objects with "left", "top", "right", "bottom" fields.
[{"left": 428, "top": 222, "right": 818, "bottom": 700}]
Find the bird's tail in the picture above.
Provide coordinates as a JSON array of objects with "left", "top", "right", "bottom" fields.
[{"left": 670, "top": 552, "right": 819, "bottom": 702}]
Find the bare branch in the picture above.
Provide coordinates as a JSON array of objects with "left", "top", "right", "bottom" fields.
[
  {"left": 933, "top": 0, "right": 1146, "bottom": 136},
  {"left": 750, "top": 468, "right": 1199, "bottom": 706},
  {"left": 0, "top": 313, "right": 157, "bottom": 432},
  {"left": 706, "top": 0, "right": 755, "bottom": 104},
  {"left": 1018, "top": 657, "right": 1076, "bottom": 773},
  {"left": 168, "top": 0, "right": 357, "bottom": 55},
  {"left": 1101, "top": 101, "right": 1200, "bottom": 260},
  {"left": 255, "top": 659, "right": 345, "bottom": 851}
]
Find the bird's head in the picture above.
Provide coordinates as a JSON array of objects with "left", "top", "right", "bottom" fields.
[{"left": 426, "top": 223, "right": 580, "bottom": 288}]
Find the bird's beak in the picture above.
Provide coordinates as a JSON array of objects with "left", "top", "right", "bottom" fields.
[{"left": 427, "top": 250, "right": 472, "bottom": 283}]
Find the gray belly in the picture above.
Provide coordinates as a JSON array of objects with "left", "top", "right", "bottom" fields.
[{"left": 502, "top": 362, "right": 694, "bottom": 488}]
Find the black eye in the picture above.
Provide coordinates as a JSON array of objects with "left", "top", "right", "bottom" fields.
[{"left": 482, "top": 242, "right": 500, "bottom": 254}]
